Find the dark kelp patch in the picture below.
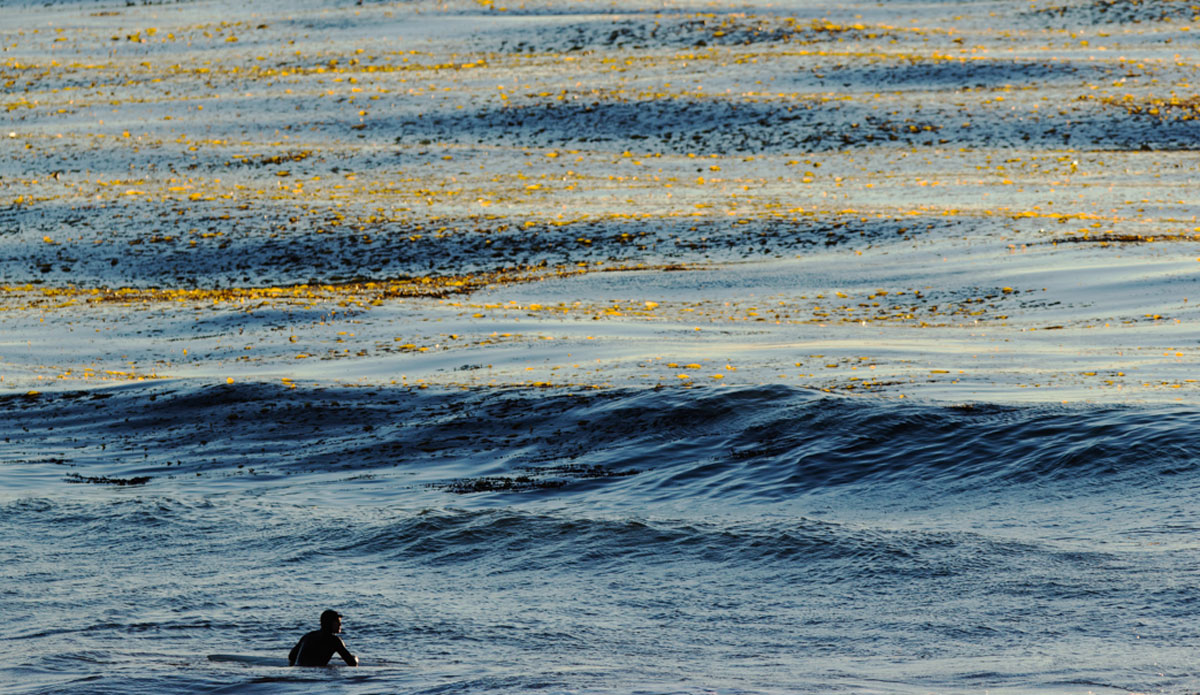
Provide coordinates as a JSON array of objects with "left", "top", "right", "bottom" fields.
[
  {"left": 65, "top": 473, "right": 152, "bottom": 486},
  {"left": 432, "top": 464, "right": 640, "bottom": 495}
]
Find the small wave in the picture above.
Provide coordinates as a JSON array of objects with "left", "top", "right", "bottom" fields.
[
  {"left": 1, "top": 497, "right": 1046, "bottom": 581},
  {"left": 360, "top": 509, "right": 1037, "bottom": 581}
]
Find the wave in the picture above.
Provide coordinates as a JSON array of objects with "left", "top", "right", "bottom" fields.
[{"left": 3, "top": 382, "right": 1197, "bottom": 504}]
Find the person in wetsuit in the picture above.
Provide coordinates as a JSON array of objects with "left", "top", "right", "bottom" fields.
[{"left": 288, "top": 609, "right": 359, "bottom": 667}]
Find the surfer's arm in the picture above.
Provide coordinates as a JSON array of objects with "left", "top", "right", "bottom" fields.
[
  {"left": 287, "top": 638, "right": 301, "bottom": 666},
  {"left": 334, "top": 636, "right": 358, "bottom": 666}
]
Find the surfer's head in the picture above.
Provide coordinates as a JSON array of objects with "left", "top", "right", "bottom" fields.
[{"left": 320, "top": 610, "right": 342, "bottom": 633}]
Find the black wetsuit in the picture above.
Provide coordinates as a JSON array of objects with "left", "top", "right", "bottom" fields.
[{"left": 288, "top": 629, "right": 355, "bottom": 666}]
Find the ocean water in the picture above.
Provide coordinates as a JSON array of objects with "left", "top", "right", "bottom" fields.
[
  {"left": 7, "top": 386, "right": 1200, "bottom": 694},
  {"left": 4, "top": 0, "right": 1200, "bottom": 693}
]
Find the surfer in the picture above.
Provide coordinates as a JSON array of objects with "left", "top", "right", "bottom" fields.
[{"left": 288, "top": 609, "right": 359, "bottom": 667}]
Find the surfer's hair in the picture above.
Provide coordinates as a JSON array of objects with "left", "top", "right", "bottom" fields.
[{"left": 320, "top": 610, "right": 341, "bottom": 631}]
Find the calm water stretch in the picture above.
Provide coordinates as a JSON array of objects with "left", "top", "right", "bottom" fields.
[{"left": 3, "top": 0, "right": 1200, "bottom": 693}]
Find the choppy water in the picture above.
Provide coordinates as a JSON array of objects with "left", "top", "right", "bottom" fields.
[{"left": 4, "top": 0, "right": 1200, "bottom": 693}]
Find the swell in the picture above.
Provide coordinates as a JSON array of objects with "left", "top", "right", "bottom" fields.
[
  {"left": 0, "top": 498, "right": 1055, "bottom": 583},
  {"left": 2, "top": 382, "right": 1197, "bottom": 502}
]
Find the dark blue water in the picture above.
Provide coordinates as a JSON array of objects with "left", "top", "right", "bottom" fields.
[{"left": 4, "top": 383, "right": 1200, "bottom": 693}]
